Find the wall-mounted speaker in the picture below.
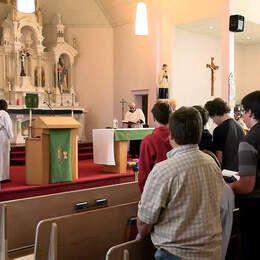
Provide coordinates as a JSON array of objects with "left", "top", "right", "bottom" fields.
[{"left": 229, "top": 15, "right": 245, "bottom": 32}]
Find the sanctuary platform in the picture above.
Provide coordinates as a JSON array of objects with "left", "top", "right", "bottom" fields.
[{"left": 0, "top": 159, "right": 135, "bottom": 202}]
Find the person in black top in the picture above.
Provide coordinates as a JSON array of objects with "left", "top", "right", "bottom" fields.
[
  {"left": 193, "top": 105, "right": 213, "bottom": 152},
  {"left": 230, "top": 91, "right": 260, "bottom": 259},
  {"left": 205, "top": 98, "right": 244, "bottom": 171}
]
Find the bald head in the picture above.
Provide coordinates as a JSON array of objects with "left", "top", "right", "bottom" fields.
[{"left": 129, "top": 102, "right": 136, "bottom": 112}]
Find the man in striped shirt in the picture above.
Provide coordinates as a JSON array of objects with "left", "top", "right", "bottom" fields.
[{"left": 137, "top": 107, "right": 225, "bottom": 260}]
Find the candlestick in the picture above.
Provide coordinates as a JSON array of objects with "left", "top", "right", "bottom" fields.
[{"left": 29, "top": 109, "right": 32, "bottom": 138}]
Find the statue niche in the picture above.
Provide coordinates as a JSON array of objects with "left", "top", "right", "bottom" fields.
[{"left": 34, "top": 67, "right": 45, "bottom": 87}]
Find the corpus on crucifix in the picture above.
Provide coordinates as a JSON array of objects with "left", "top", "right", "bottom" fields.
[{"left": 206, "top": 57, "right": 219, "bottom": 96}]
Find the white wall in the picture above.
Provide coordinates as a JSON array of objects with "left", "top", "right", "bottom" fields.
[
  {"left": 68, "top": 27, "right": 114, "bottom": 141},
  {"left": 173, "top": 29, "right": 222, "bottom": 107},
  {"left": 235, "top": 43, "right": 260, "bottom": 102},
  {"left": 113, "top": 24, "right": 157, "bottom": 126}
]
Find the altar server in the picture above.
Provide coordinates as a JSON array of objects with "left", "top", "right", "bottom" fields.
[{"left": 0, "top": 99, "right": 13, "bottom": 182}]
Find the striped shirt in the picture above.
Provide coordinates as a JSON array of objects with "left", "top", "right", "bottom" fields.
[{"left": 138, "top": 144, "right": 224, "bottom": 259}]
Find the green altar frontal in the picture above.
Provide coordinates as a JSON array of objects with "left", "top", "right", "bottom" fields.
[{"left": 114, "top": 129, "right": 154, "bottom": 141}]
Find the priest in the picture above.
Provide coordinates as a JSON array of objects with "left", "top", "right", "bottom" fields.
[{"left": 0, "top": 99, "right": 14, "bottom": 183}]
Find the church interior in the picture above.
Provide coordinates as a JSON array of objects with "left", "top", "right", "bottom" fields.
[{"left": 0, "top": 0, "right": 260, "bottom": 259}]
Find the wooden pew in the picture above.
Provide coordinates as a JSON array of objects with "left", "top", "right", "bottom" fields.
[
  {"left": 34, "top": 202, "right": 138, "bottom": 260},
  {"left": 106, "top": 239, "right": 156, "bottom": 260},
  {"left": 0, "top": 182, "right": 140, "bottom": 259}
]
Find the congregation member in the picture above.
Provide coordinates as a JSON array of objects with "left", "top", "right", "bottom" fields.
[
  {"left": 123, "top": 102, "right": 146, "bottom": 158},
  {"left": 205, "top": 98, "right": 244, "bottom": 171},
  {"left": 230, "top": 91, "right": 260, "bottom": 259},
  {"left": 138, "top": 102, "right": 172, "bottom": 193},
  {"left": 137, "top": 107, "right": 225, "bottom": 260},
  {"left": 0, "top": 99, "right": 13, "bottom": 183},
  {"left": 193, "top": 105, "right": 213, "bottom": 152},
  {"left": 168, "top": 98, "right": 177, "bottom": 112}
]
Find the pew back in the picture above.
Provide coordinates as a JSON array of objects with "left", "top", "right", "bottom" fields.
[
  {"left": 0, "top": 182, "right": 140, "bottom": 254},
  {"left": 35, "top": 201, "right": 138, "bottom": 260}
]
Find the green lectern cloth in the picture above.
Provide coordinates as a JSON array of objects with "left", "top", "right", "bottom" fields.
[
  {"left": 114, "top": 129, "right": 154, "bottom": 141},
  {"left": 50, "top": 129, "right": 72, "bottom": 183}
]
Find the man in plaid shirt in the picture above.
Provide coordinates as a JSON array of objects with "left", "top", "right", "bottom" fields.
[{"left": 137, "top": 107, "right": 225, "bottom": 260}]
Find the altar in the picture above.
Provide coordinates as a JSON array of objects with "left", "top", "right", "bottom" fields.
[
  {"left": 8, "top": 106, "right": 87, "bottom": 144},
  {"left": 93, "top": 128, "right": 154, "bottom": 173}
]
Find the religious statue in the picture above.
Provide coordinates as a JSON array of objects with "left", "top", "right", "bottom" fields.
[
  {"left": 57, "top": 57, "right": 68, "bottom": 93},
  {"left": 20, "top": 49, "right": 30, "bottom": 77},
  {"left": 158, "top": 64, "right": 169, "bottom": 99}
]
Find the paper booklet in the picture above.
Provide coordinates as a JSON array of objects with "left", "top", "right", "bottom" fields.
[{"left": 222, "top": 169, "right": 240, "bottom": 183}]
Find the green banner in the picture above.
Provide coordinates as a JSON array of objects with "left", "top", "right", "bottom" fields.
[
  {"left": 114, "top": 129, "right": 154, "bottom": 141},
  {"left": 50, "top": 129, "right": 72, "bottom": 183}
]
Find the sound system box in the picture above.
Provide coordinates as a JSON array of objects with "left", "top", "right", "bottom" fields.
[{"left": 229, "top": 15, "right": 245, "bottom": 32}]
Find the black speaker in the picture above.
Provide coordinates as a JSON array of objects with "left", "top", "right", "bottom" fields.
[{"left": 229, "top": 15, "right": 245, "bottom": 32}]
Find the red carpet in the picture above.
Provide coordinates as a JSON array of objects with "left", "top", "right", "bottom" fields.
[{"left": 0, "top": 159, "right": 135, "bottom": 202}]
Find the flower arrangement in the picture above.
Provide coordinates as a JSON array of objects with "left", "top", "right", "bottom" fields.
[{"left": 128, "top": 159, "right": 139, "bottom": 181}]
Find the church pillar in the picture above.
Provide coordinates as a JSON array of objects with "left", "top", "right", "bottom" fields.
[
  {"left": 55, "top": 62, "right": 58, "bottom": 90},
  {"left": 15, "top": 51, "right": 20, "bottom": 87},
  {"left": 38, "top": 56, "right": 42, "bottom": 88},
  {"left": 3, "top": 53, "right": 6, "bottom": 90},
  {"left": 70, "top": 63, "right": 73, "bottom": 91}
]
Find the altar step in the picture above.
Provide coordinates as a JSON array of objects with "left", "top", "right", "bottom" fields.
[{"left": 10, "top": 142, "right": 93, "bottom": 166}]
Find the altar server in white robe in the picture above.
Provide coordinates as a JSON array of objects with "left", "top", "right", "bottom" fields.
[{"left": 0, "top": 99, "right": 13, "bottom": 182}]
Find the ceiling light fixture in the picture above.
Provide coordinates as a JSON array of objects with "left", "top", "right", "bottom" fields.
[
  {"left": 246, "top": 36, "right": 251, "bottom": 40},
  {"left": 209, "top": 25, "right": 214, "bottom": 30},
  {"left": 17, "top": 0, "right": 36, "bottom": 13},
  {"left": 135, "top": 2, "right": 149, "bottom": 36}
]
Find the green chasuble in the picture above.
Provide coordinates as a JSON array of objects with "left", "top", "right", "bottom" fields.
[{"left": 50, "top": 129, "right": 72, "bottom": 183}]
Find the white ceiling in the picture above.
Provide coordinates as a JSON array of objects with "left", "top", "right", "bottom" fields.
[{"left": 177, "top": 17, "right": 260, "bottom": 46}]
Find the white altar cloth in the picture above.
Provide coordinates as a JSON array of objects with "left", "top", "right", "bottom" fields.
[{"left": 93, "top": 129, "right": 115, "bottom": 165}]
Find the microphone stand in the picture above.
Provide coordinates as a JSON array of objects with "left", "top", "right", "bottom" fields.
[{"left": 43, "top": 101, "right": 55, "bottom": 115}]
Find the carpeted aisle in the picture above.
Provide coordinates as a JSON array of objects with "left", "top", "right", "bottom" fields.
[{"left": 0, "top": 159, "right": 135, "bottom": 202}]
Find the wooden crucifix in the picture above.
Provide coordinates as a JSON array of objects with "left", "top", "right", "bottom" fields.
[
  {"left": 120, "top": 98, "right": 127, "bottom": 121},
  {"left": 206, "top": 57, "right": 219, "bottom": 96}
]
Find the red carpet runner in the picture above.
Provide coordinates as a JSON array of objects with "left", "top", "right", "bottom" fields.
[{"left": 0, "top": 159, "right": 135, "bottom": 202}]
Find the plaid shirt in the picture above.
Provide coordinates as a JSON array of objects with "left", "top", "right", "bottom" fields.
[{"left": 138, "top": 144, "right": 224, "bottom": 259}]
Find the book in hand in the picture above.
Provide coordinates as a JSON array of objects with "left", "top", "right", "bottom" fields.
[
  {"left": 222, "top": 169, "right": 240, "bottom": 183},
  {"left": 122, "top": 120, "right": 138, "bottom": 128}
]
